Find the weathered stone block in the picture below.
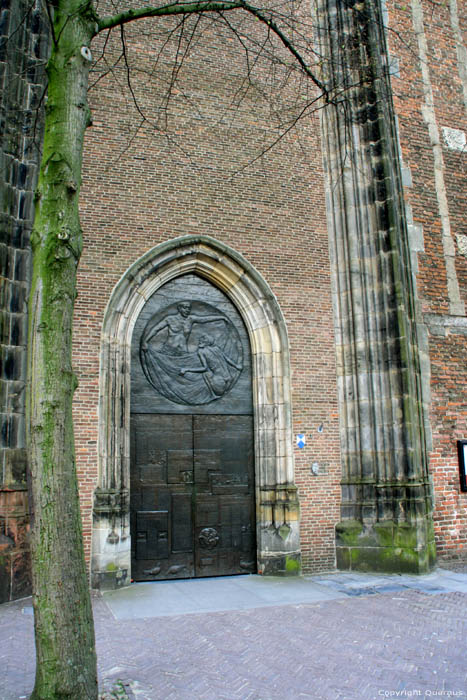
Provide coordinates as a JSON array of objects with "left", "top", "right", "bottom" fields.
[
  {"left": 9, "top": 312, "right": 27, "bottom": 346},
  {"left": 11, "top": 549, "right": 31, "bottom": 599},
  {"left": 1, "top": 345, "right": 23, "bottom": 380},
  {"left": 13, "top": 248, "right": 29, "bottom": 282},
  {"left": 4, "top": 447, "right": 27, "bottom": 485},
  {"left": 92, "top": 567, "right": 129, "bottom": 592},
  {"left": 0, "top": 550, "right": 10, "bottom": 602},
  {"left": 259, "top": 551, "right": 301, "bottom": 577},
  {"left": 336, "top": 516, "right": 436, "bottom": 574}
]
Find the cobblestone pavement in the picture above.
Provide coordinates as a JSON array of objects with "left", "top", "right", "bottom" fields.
[{"left": 1, "top": 570, "right": 466, "bottom": 700}]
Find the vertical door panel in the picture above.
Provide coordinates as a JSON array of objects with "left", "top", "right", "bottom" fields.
[
  {"left": 131, "top": 414, "right": 194, "bottom": 580},
  {"left": 131, "top": 413, "right": 256, "bottom": 579},
  {"left": 193, "top": 415, "right": 256, "bottom": 576}
]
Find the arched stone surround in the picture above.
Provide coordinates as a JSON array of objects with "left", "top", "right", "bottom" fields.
[{"left": 91, "top": 236, "right": 300, "bottom": 589}]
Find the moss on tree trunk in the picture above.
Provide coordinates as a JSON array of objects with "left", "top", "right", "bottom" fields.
[{"left": 27, "top": 1, "right": 98, "bottom": 698}]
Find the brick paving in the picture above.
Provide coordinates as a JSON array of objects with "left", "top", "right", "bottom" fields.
[{"left": 1, "top": 578, "right": 466, "bottom": 700}]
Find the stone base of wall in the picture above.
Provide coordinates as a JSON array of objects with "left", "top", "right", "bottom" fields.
[
  {"left": 0, "top": 488, "right": 31, "bottom": 602},
  {"left": 259, "top": 552, "right": 301, "bottom": 576},
  {"left": 91, "top": 488, "right": 130, "bottom": 592},
  {"left": 335, "top": 517, "right": 436, "bottom": 574},
  {"left": 91, "top": 567, "right": 130, "bottom": 592}
]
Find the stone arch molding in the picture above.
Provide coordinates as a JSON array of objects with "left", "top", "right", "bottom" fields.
[{"left": 91, "top": 235, "right": 301, "bottom": 590}]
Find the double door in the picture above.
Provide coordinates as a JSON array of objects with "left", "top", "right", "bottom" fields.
[{"left": 130, "top": 413, "right": 256, "bottom": 580}]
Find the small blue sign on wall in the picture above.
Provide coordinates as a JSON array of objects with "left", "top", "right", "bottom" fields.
[{"left": 296, "top": 434, "right": 306, "bottom": 449}]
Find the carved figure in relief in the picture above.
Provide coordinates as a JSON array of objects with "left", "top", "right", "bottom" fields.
[
  {"left": 140, "top": 300, "right": 243, "bottom": 405},
  {"left": 180, "top": 334, "right": 243, "bottom": 397},
  {"left": 141, "top": 301, "right": 227, "bottom": 356}
]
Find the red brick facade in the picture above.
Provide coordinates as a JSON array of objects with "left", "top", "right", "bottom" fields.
[
  {"left": 1, "top": 0, "right": 465, "bottom": 601},
  {"left": 386, "top": 0, "right": 467, "bottom": 559},
  {"left": 76, "top": 10, "right": 341, "bottom": 573}
]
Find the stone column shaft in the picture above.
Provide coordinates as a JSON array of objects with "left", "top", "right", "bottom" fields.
[{"left": 315, "top": 0, "right": 435, "bottom": 572}]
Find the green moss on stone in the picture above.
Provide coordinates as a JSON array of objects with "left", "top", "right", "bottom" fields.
[
  {"left": 336, "top": 547, "right": 350, "bottom": 570},
  {"left": 337, "top": 516, "right": 437, "bottom": 574},
  {"left": 335, "top": 520, "right": 363, "bottom": 546},
  {"left": 393, "top": 523, "right": 418, "bottom": 550},
  {"left": 374, "top": 522, "right": 394, "bottom": 547},
  {"left": 285, "top": 556, "right": 300, "bottom": 574}
]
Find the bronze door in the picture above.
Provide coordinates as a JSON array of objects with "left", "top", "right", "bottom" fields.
[
  {"left": 131, "top": 413, "right": 255, "bottom": 580},
  {"left": 130, "top": 274, "right": 255, "bottom": 581}
]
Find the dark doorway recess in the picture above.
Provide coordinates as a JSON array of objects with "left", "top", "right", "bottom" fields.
[{"left": 130, "top": 274, "right": 256, "bottom": 581}]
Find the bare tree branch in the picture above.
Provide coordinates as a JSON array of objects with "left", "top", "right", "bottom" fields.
[
  {"left": 96, "top": 1, "right": 328, "bottom": 97},
  {"left": 98, "top": 1, "right": 246, "bottom": 31}
]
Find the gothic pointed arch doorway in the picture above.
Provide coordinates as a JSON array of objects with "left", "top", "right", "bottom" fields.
[{"left": 91, "top": 236, "right": 300, "bottom": 590}]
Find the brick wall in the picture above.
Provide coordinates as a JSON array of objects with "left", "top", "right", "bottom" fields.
[
  {"left": 76, "top": 4, "right": 341, "bottom": 573},
  {"left": 386, "top": 0, "right": 467, "bottom": 558},
  {"left": 426, "top": 325, "right": 467, "bottom": 557}
]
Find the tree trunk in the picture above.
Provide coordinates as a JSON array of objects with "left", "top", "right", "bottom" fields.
[{"left": 26, "top": 2, "right": 98, "bottom": 698}]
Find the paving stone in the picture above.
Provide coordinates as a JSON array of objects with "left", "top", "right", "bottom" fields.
[{"left": 1, "top": 572, "right": 466, "bottom": 700}]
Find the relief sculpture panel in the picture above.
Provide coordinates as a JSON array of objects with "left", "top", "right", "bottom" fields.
[
  {"left": 140, "top": 299, "right": 243, "bottom": 405},
  {"left": 131, "top": 275, "right": 252, "bottom": 415}
]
